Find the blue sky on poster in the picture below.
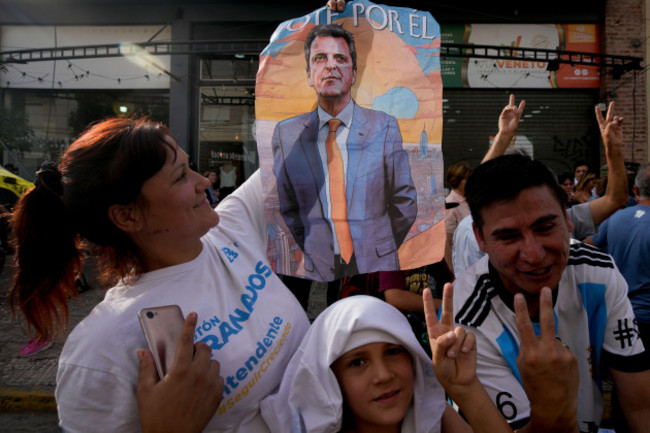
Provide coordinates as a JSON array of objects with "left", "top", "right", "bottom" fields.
[{"left": 374, "top": 87, "right": 419, "bottom": 118}]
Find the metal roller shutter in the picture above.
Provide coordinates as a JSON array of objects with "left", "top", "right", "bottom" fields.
[{"left": 441, "top": 88, "right": 600, "bottom": 184}]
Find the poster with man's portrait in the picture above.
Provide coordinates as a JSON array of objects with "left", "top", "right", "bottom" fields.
[{"left": 256, "top": 0, "right": 444, "bottom": 281}]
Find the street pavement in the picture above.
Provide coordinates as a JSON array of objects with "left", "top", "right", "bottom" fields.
[
  {"left": 0, "top": 254, "right": 105, "bottom": 432},
  {"left": 0, "top": 254, "right": 328, "bottom": 432}
]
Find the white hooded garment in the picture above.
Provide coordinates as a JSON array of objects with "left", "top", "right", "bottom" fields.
[{"left": 260, "top": 295, "right": 446, "bottom": 433}]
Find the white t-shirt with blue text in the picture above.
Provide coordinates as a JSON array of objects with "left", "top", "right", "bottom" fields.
[{"left": 56, "top": 171, "right": 310, "bottom": 433}]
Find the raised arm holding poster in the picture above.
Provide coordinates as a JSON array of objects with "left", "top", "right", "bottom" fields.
[{"left": 256, "top": 0, "right": 444, "bottom": 281}]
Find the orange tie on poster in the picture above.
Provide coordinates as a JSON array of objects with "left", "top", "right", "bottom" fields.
[{"left": 326, "top": 118, "right": 353, "bottom": 264}]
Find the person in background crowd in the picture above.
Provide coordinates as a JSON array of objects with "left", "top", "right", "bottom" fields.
[
  {"left": 573, "top": 171, "right": 597, "bottom": 204},
  {"left": 557, "top": 172, "right": 579, "bottom": 207},
  {"left": 203, "top": 170, "right": 220, "bottom": 207},
  {"left": 375, "top": 261, "right": 454, "bottom": 355},
  {"left": 587, "top": 163, "right": 650, "bottom": 351},
  {"left": 573, "top": 160, "right": 589, "bottom": 185},
  {"left": 444, "top": 162, "right": 472, "bottom": 273}
]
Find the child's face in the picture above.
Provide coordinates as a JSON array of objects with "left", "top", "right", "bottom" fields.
[{"left": 331, "top": 342, "right": 414, "bottom": 431}]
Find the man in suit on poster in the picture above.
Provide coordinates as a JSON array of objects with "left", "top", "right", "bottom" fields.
[{"left": 272, "top": 24, "right": 417, "bottom": 281}]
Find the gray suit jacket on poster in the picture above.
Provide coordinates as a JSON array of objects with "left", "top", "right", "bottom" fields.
[{"left": 272, "top": 102, "right": 418, "bottom": 281}]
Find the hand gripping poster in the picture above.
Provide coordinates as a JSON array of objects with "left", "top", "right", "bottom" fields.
[{"left": 256, "top": 0, "right": 445, "bottom": 281}]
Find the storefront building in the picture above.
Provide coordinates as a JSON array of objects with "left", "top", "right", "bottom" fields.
[{"left": 0, "top": 0, "right": 646, "bottom": 185}]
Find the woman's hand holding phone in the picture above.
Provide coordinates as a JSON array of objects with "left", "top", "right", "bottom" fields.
[{"left": 137, "top": 312, "right": 224, "bottom": 433}]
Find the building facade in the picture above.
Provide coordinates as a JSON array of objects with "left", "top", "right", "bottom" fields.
[{"left": 0, "top": 0, "right": 646, "bottom": 185}]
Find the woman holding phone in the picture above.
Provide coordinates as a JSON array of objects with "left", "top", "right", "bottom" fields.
[{"left": 9, "top": 117, "right": 309, "bottom": 432}]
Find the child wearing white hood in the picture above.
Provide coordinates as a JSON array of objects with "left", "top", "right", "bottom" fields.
[{"left": 260, "top": 288, "right": 512, "bottom": 433}]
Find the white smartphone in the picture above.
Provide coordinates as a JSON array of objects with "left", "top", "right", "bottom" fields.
[{"left": 137, "top": 305, "right": 185, "bottom": 380}]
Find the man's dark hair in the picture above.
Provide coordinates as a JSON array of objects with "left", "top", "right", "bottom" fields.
[
  {"left": 304, "top": 24, "right": 357, "bottom": 72},
  {"left": 573, "top": 160, "right": 588, "bottom": 172},
  {"left": 557, "top": 172, "right": 573, "bottom": 185},
  {"left": 466, "top": 154, "right": 566, "bottom": 233}
]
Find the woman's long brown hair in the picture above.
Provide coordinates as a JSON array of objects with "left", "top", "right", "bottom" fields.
[{"left": 9, "top": 116, "right": 174, "bottom": 341}]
